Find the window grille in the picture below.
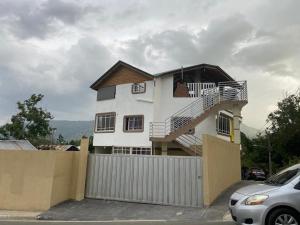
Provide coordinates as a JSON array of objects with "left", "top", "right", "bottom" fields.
[
  {"left": 112, "top": 146, "right": 152, "bottom": 155},
  {"left": 132, "top": 83, "right": 146, "bottom": 94},
  {"left": 216, "top": 113, "right": 231, "bottom": 136}
]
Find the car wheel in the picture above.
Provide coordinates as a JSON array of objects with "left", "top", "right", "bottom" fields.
[{"left": 268, "top": 208, "right": 300, "bottom": 225}]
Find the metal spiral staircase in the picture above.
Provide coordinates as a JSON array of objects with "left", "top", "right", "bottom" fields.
[{"left": 149, "top": 81, "right": 248, "bottom": 156}]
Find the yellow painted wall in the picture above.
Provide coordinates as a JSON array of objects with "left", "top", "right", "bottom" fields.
[
  {"left": 0, "top": 138, "right": 89, "bottom": 211},
  {"left": 202, "top": 134, "right": 241, "bottom": 206},
  {"left": 50, "top": 152, "right": 75, "bottom": 207},
  {"left": 0, "top": 151, "right": 55, "bottom": 211}
]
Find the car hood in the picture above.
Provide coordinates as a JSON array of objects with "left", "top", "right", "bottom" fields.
[{"left": 236, "top": 183, "right": 280, "bottom": 196}]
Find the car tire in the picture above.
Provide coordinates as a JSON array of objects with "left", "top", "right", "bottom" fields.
[{"left": 267, "top": 208, "right": 300, "bottom": 225}]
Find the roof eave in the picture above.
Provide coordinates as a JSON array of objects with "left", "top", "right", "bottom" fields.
[
  {"left": 154, "top": 63, "right": 235, "bottom": 81},
  {"left": 90, "top": 60, "right": 154, "bottom": 91}
]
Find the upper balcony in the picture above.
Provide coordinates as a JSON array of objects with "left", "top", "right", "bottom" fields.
[
  {"left": 186, "top": 82, "right": 216, "bottom": 98},
  {"left": 150, "top": 80, "right": 248, "bottom": 140},
  {"left": 185, "top": 81, "right": 248, "bottom": 101}
]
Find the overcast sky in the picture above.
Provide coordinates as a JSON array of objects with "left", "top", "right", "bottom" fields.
[{"left": 0, "top": 0, "right": 299, "bottom": 129}]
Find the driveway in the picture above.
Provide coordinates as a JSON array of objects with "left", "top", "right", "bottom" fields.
[{"left": 37, "top": 181, "right": 254, "bottom": 222}]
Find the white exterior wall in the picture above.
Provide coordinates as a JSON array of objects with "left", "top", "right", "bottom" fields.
[
  {"left": 93, "top": 75, "right": 232, "bottom": 148},
  {"left": 153, "top": 75, "right": 195, "bottom": 121},
  {"left": 93, "top": 80, "right": 154, "bottom": 147},
  {"left": 153, "top": 75, "right": 219, "bottom": 139}
]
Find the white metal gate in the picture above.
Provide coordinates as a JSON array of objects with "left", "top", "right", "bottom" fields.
[{"left": 85, "top": 154, "right": 203, "bottom": 207}]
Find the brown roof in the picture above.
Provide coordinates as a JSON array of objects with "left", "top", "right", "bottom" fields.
[
  {"left": 38, "top": 145, "right": 79, "bottom": 151},
  {"left": 154, "top": 63, "right": 234, "bottom": 81},
  {"left": 90, "top": 60, "right": 154, "bottom": 90},
  {"left": 90, "top": 61, "right": 234, "bottom": 90}
]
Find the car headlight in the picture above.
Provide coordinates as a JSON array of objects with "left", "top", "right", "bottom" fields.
[{"left": 244, "top": 195, "right": 269, "bottom": 205}]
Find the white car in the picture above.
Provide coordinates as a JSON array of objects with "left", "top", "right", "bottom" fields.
[{"left": 229, "top": 164, "right": 300, "bottom": 225}]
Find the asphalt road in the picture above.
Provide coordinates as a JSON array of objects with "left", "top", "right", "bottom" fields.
[{"left": 0, "top": 221, "right": 235, "bottom": 225}]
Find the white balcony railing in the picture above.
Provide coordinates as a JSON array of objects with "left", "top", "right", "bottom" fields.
[
  {"left": 150, "top": 80, "right": 248, "bottom": 138},
  {"left": 187, "top": 82, "right": 216, "bottom": 97}
]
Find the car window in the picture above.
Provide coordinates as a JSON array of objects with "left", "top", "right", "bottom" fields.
[{"left": 265, "top": 169, "right": 299, "bottom": 186}]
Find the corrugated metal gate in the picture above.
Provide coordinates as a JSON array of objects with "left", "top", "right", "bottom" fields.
[{"left": 85, "top": 154, "right": 203, "bottom": 207}]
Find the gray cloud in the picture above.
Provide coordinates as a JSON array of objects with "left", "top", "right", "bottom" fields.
[
  {"left": 0, "top": 0, "right": 101, "bottom": 39},
  {"left": 0, "top": 0, "right": 300, "bottom": 129},
  {"left": 233, "top": 27, "right": 300, "bottom": 77},
  {"left": 121, "top": 14, "right": 253, "bottom": 71},
  {"left": 0, "top": 36, "right": 114, "bottom": 122}
]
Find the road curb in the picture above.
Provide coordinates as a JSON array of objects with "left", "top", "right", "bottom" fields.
[{"left": 0, "top": 211, "right": 41, "bottom": 221}]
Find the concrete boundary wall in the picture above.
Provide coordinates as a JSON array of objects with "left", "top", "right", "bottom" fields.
[
  {"left": 202, "top": 134, "right": 241, "bottom": 206},
  {"left": 0, "top": 138, "right": 89, "bottom": 211}
]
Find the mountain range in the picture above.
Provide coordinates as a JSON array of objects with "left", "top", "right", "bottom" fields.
[{"left": 50, "top": 120, "right": 94, "bottom": 141}]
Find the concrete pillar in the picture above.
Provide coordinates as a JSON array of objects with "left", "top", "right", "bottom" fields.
[
  {"left": 232, "top": 106, "right": 242, "bottom": 144},
  {"left": 73, "top": 136, "right": 89, "bottom": 201},
  {"left": 161, "top": 143, "right": 168, "bottom": 156}
]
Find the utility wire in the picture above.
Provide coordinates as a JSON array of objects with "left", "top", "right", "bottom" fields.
[{"left": 256, "top": 120, "right": 271, "bottom": 135}]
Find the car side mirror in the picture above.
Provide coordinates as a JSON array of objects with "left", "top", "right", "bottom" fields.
[{"left": 294, "top": 181, "right": 300, "bottom": 190}]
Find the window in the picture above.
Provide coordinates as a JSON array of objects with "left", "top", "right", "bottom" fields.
[
  {"left": 123, "top": 115, "right": 144, "bottom": 132},
  {"left": 112, "top": 146, "right": 130, "bottom": 154},
  {"left": 216, "top": 113, "right": 231, "bottom": 136},
  {"left": 112, "top": 146, "right": 152, "bottom": 155},
  {"left": 132, "top": 147, "right": 151, "bottom": 155},
  {"left": 95, "top": 112, "right": 116, "bottom": 132},
  {"left": 97, "top": 86, "right": 116, "bottom": 101},
  {"left": 132, "top": 83, "right": 146, "bottom": 94}
]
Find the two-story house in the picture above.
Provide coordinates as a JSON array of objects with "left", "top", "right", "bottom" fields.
[{"left": 90, "top": 60, "right": 247, "bottom": 156}]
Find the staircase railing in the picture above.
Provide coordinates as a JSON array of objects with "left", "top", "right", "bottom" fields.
[
  {"left": 149, "top": 80, "right": 247, "bottom": 138},
  {"left": 176, "top": 134, "right": 202, "bottom": 155}
]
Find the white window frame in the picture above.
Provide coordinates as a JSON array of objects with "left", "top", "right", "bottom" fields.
[
  {"left": 132, "top": 82, "right": 146, "bottom": 94},
  {"left": 112, "top": 146, "right": 131, "bottom": 154},
  {"left": 112, "top": 146, "right": 152, "bottom": 155},
  {"left": 95, "top": 112, "right": 116, "bottom": 133}
]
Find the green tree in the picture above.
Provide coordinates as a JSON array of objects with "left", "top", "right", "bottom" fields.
[
  {"left": 57, "top": 134, "right": 66, "bottom": 144},
  {"left": 241, "top": 133, "right": 269, "bottom": 170},
  {"left": 69, "top": 139, "right": 80, "bottom": 146},
  {"left": 267, "top": 91, "right": 300, "bottom": 159},
  {"left": 241, "top": 91, "right": 300, "bottom": 173},
  {"left": 0, "top": 94, "right": 53, "bottom": 145}
]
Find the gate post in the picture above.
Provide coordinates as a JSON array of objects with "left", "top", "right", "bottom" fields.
[
  {"left": 232, "top": 106, "right": 242, "bottom": 144},
  {"left": 72, "top": 136, "right": 89, "bottom": 201},
  {"left": 161, "top": 142, "right": 168, "bottom": 155}
]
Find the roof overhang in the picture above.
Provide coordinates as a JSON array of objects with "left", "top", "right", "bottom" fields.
[
  {"left": 90, "top": 60, "right": 154, "bottom": 90},
  {"left": 155, "top": 63, "right": 234, "bottom": 82}
]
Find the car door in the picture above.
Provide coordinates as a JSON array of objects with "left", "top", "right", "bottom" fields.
[{"left": 290, "top": 178, "right": 300, "bottom": 212}]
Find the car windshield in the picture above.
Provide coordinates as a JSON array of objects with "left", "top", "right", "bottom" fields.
[{"left": 265, "top": 168, "right": 299, "bottom": 186}]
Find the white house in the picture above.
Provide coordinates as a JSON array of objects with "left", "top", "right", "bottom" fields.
[{"left": 90, "top": 61, "right": 248, "bottom": 156}]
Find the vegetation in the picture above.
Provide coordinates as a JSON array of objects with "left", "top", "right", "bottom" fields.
[
  {"left": 0, "top": 94, "right": 53, "bottom": 146},
  {"left": 57, "top": 134, "right": 66, "bottom": 144},
  {"left": 69, "top": 139, "right": 81, "bottom": 146},
  {"left": 241, "top": 91, "right": 300, "bottom": 174},
  {"left": 0, "top": 94, "right": 94, "bottom": 150}
]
